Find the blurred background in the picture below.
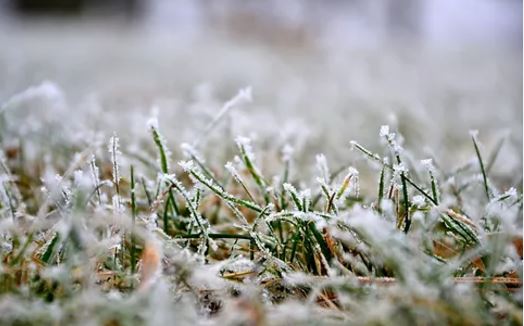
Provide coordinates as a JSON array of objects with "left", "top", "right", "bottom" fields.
[{"left": 0, "top": 0, "right": 522, "bottom": 185}]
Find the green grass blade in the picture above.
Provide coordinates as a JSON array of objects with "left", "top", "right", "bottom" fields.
[{"left": 471, "top": 132, "right": 491, "bottom": 200}]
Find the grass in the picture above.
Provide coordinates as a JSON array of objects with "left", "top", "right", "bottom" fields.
[{"left": 0, "top": 85, "right": 521, "bottom": 326}]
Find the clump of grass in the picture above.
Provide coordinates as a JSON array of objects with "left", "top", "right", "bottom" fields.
[{"left": 0, "top": 86, "right": 521, "bottom": 326}]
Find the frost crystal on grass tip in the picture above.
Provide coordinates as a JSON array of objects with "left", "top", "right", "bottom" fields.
[
  {"left": 393, "top": 163, "right": 408, "bottom": 173},
  {"left": 178, "top": 160, "right": 195, "bottom": 172},
  {"left": 380, "top": 125, "right": 404, "bottom": 154},
  {"left": 503, "top": 187, "right": 517, "bottom": 198},
  {"left": 235, "top": 136, "right": 251, "bottom": 148},
  {"left": 347, "top": 166, "right": 359, "bottom": 177},
  {"left": 282, "top": 144, "right": 294, "bottom": 162},
  {"left": 421, "top": 159, "right": 433, "bottom": 170},
  {"left": 379, "top": 125, "right": 390, "bottom": 138},
  {"left": 108, "top": 134, "right": 121, "bottom": 185},
  {"left": 469, "top": 129, "right": 479, "bottom": 138},
  {"left": 89, "top": 155, "right": 100, "bottom": 187},
  {"left": 147, "top": 116, "right": 159, "bottom": 130},
  {"left": 224, "top": 86, "right": 253, "bottom": 110},
  {"left": 224, "top": 161, "right": 240, "bottom": 178},
  {"left": 235, "top": 136, "right": 255, "bottom": 161},
  {"left": 237, "top": 86, "right": 253, "bottom": 103},
  {"left": 283, "top": 183, "right": 296, "bottom": 193}
]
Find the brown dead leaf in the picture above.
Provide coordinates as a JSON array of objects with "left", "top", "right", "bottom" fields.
[
  {"left": 139, "top": 241, "right": 161, "bottom": 290},
  {"left": 513, "top": 236, "right": 523, "bottom": 259}
]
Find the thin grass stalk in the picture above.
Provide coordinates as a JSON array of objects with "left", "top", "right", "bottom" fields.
[
  {"left": 130, "top": 165, "right": 137, "bottom": 273},
  {"left": 471, "top": 132, "right": 491, "bottom": 200},
  {"left": 377, "top": 166, "right": 385, "bottom": 212}
]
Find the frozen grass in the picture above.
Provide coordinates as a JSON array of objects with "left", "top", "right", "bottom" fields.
[{"left": 0, "top": 81, "right": 521, "bottom": 325}]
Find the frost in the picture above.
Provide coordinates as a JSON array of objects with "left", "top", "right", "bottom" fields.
[
  {"left": 181, "top": 142, "right": 205, "bottom": 163},
  {"left": 380, "top": 126, "right": 403, "bottom": 154},
  {"left": 502, "top": 187, "right": 517, "bottom": 198},
  {"left": 0, "top": 71, "right": 520, "bottom": 324},
  {"left": 281, "top": 144, "right": 294, "bottom": 162},
  {"left": 337, "top": 167, "right": 359, "bottom": 199},
  {"left": 111, "top": 195, "right": 124, "bottom": 214},
  {"left": 347, "top": 166, "right": 359, "bottom": 177},
  {"left": 147, "top": 116, "right": 159, "bottom": 130},
  {"left": 0, "top": 180, "right": 10, "bottom": 213},
  {"left": 224, "top": 87, "right": 253, "bottom": 111},
  {"left": 149, "top": 121, "right": 172, "bottom": 173},
  {"left": 144, "top": 213, "right": 158, "bottom": 231},
  {"left": 1, "top": 81, "right": 65, "bottom": 113},
  {"left": 379, "top": 125, "right": 390, "bottom": 138},
  {"left": 106, "top": 235, "right": 123, "bottom": 251},
  {"left": 221, "top": 257, "right": 256, "bottom": 275},
  {"left": 412, "top": 195, "right": 425, "bottom": 207},
  {"left": 421, "top": 159, "right": 433, "bottom": 170},
  {"left": 294, "top": 211, "right": 327, "bottom": 229},
  {"left": 235, "top": 136, "right": 255, "bottom": 161},
  {"left": 236, "top": 86, "right": 253, "bottom": 103},
  {"left": 469, "top": 129, "right": 479, "bottom": 138},
  {"left": 283, "top": 182, "right": 297, "bottom": 194},
  {"left": 411, "top": 211, "right": 424, "bottom": 225},
  {"left": 89, "top": 155, "right": 101, "bottom": 201},
  {"left": 73, "top": 170, "right": 90, "bottom": 190},
  {"left": 393, "top": 163, "right": 408, "bottom": 174},
  {"left": 300, "top": 189, "right": 311, "bottom": 198},
  {"left": 108, "top": 134, "right": 121, "bottom": 185},
  {"left": 178, "top": 160, "right": 195, "bottom": 172},
  {"left": 315, "top": 154, "right": 329, "bottom": 182},
  {"left": 193, "top": 87, "right": 253, "bottom": 148},
  {"left": 224, "top": 161, "right": 239, "bottom": 178},
  {"left": 282, "top": 272, "right": 312, "bottom": 286}
]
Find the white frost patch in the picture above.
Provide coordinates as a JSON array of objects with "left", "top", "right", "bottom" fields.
[
  {"left": 421, "top": 159, "right": 433, "bottom": 170},
  {"left": 178, "top": 160, "right": 195, "bottom": 172},
  {"left": 235, "top": 136, "right": 255, "bottom": 161},
  {"left": 379, "top": 125, "right": 390, "bottom": 138},
  {"left": 147, "top": 116, "right": 159, "bottom": 130},
  {"left": 1, "top": 81, "right": 65, "bottom": 112},
  {"left": 282, "top": 144, "right": 294, "bottom": 162},
  {"left": 221, "top": 256, "right": 256, "bottom": 274},
  {"left": 412, "top": 195, "right": 425, "bottom": 207},
  {"left": 315, "top": 153, "right": 329, "bottom": 182},
  {"left": 224, "top": 161, "right": 239, "bottom": 178}
]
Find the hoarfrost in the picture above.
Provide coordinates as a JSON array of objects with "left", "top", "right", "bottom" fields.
[{"left": 178, "top": 160, "right": 195, "bottom": 172}]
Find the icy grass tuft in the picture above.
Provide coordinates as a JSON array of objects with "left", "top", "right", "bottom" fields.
[{"left": 0, "top": 85, "right": 521, "bottom": 325}]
